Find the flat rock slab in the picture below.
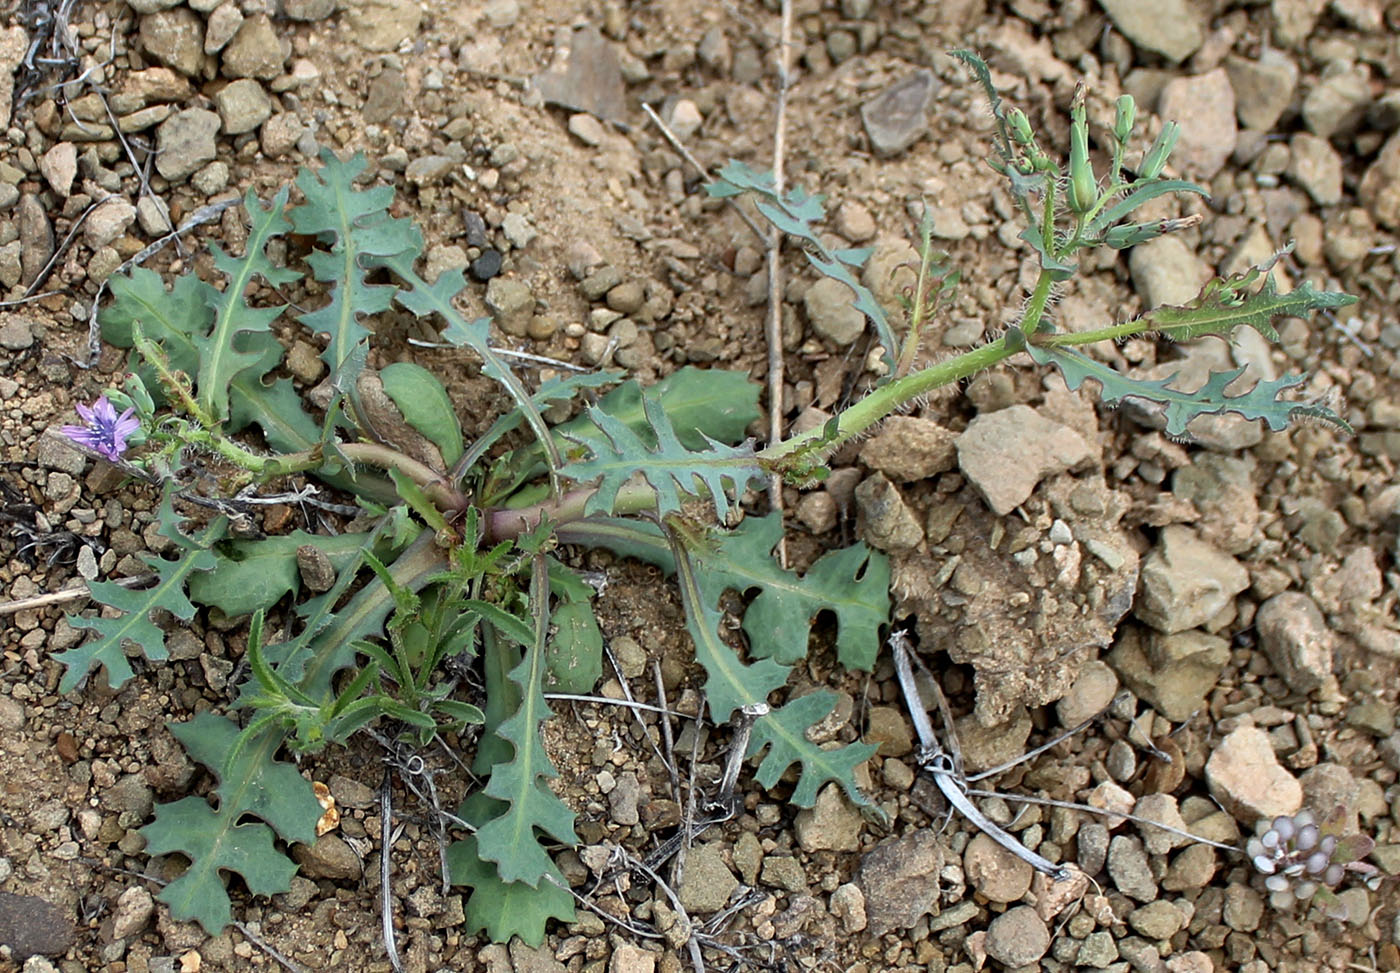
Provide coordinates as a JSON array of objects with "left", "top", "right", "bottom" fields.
[
  {"left": 0, "top": 892, "right": 75, "bottom": 960},
  {"left": 956, "top": 405, "right": 1094, "bottom": 516},
  {"left": 861, "top": 70, "right": 934, "bottom": 158},
  {"left": 533, "top": 24, "right": 625, "bottom": 122}
]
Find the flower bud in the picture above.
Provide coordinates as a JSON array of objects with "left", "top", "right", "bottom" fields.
[
  {"left": 1067, "top": 94, "right": 1096, "bottom": 214},
  {"left": 1006, "top": 107, "right": 1035, "bottom": 145},
  {"left": 1139, "top": 121, "right": 1180, "bottom": 180},
  {"left": 1113, "top": 94, "right": 1136, "bottom": 145}
]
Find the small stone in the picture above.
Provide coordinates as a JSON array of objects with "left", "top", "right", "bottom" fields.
[
  {"left": 1077, "top": 822, "right": 1109, "bottom": 874},
  {"left": 485, "top": 277, "right": 534, "bottom": 337},
  {"left": 469, "top": 249, "right": 503, "bottom": 282},
  {"left": 580, "top": 265, "right": 622, "bottom": 300},
  {"left": 860, "top": 70, "right": 934, "bottom": 157},
  {"left": 1358, "top": 132, "right": 1400, "bottom": 230},
  {"left": 759, "top": 856, "right": 806, "bottom": 893},
  {"left": 0, "top": 241, "right": 19, "bottom": 287},
  {"left": 293, "top": 833, "right": 362, "bottom": 880},
  {"left": 39, "top": 142, "right": 77, "bottom": 197},
  {"left": 568, "top": 113, "right": 606, "bottom": 147},
  {"left": 296, "top": 544, "right": 336, "bottom": 592},
  {"left": 1134, "top": 793, "right": 1188, "bottom": 856},
  {"left": 854, "top": 473, "right": 923, "bottom": 553},
  {"left": 858, "top": 417, "right": 956, "bottom": 482},
  {"left": 1206, "top": 725, "right": 1302, "bottom": 824},
  {"left": 608, "top": 945, "right": 654, "bottom": 973},
  {"left": 1129, "top": 235, "right": 1211, "bottom": 310},
  {"left": 795, "top": 783, "right": 863, "bottom": 852},
  {"left": 283, "top": 0, "right": 335, "bottom": 20},
  {"left": 1223, "top": 882, "right": 1264, "bottom": 931},
  {"left": 1098, "top": 0, "right": 1203, "bottom": 61},
  {"left": 1157, "top": 69, "right": 1235, "bottom": 178},
  {"left": 677, "top": 843, "right": 737, "bottom": 914},
  {"left": 1226, "top": 51, "right": 1298, "bottom": 131},
  {"left": 501, "top": 212, "right": 536, "bottom": 249},
  {"left": 421, "top": 244, "right": 468, "bottom": 285},
  {"left": 1107, "top": 835, "right": 1157, "bottom": 902},
  {"left": 1255, "top": 592, "right": 1334, "bottom": 694},
  {"left": 606, "top": 281, "right": 644, "bottom": 315},
  {"left": 1134, "top": 526, "right": 1249, "bottom": 634},
  {"left": 665, "top": 99, "right": 702, "bottom": 140},
  {"left": 864, "top": 706, "right": 912, "bottom": 757},
  {"left": 260, "top": 113, "right": 304, "bottom": 158},
  {"left": 963, "top": 833, "right": 1033, "bottom": 904},
  {"left": 803, "top": 278, "right": 865, "bottom": 346},
  {"left": 834, "top": 200, "right": 876, "bottom": 242},
  {"left": 856, "top": 829, "right": 943, "bottom": 936},
  {"left": 213, "top": 78, "right": 272, "bottom": 135},
  {"left": 204, "top": 2, "right": 244, "bottom": 54},
  {"left": 1056, "top": 659, "right": 1119, "bottom": 728},
  {"left": 405, "top": 155, "right": 457, "bottom": 187},
  {"left": 1129, "top": 899, "right": 1185, "bottom": 940},
  {"left": 955, "top": 405, "right": 1093, "bottom": 516},
  {"left": 0, "top": 697, "right": 22, "bottom": 731},
  {"left": 110, "top": 887, "right": 155, "bottom": 940},
  {"left": 1162, "top": 843, "right": 1217, "bottom": 891},
  {"left": 608, "top": 772, "right": 640, "bottom": 827},
  {"left": 983, "top": 905, "right": 1050, "bottom": 967},
  {"left": 136, "top": 195, "right": 173, "bottom": 235},
  {"left": 139, "top": 9, "right": 206, "bottom": 77},
  {"left": 1287, "top": 133, "right": 1343, "bottom": 206},
  {"left": 18, "top": 194, "right": 54, "bottom": 287},
  {"left": 796, "top": 491, "right": 837, "bottom": 533},
  {"left": 1302, "top": 65, "right": 1370, "bottom": 140},
  {"left": 1077, "top": 931, "right": 1119, "bottom": 967},
  {"left": 221, "top": 14, "right": 285, "bottom": 80},
  {"left": 1109, "top": 627, "right": 1230, "bottom": 723},
  {"left": 190, "top": 160, "right": 229, "bottom": 195},
  {"left": 154, "top": 109, "right": 219, "bottom": 181},
  {"left": 0, "top": 315, "right": 34, "bottom": 350},
  {"left": 533, "top": 24, "right": 625, "bottom": 122}
]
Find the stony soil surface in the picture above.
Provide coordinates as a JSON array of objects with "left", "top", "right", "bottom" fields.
[{"left": 1, "top": 0, "right": 1399, "bottom": 971}]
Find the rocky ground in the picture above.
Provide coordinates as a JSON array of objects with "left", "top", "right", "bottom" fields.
[{"left": 1, "top": 0, "right": 1399, "bottom": 971}]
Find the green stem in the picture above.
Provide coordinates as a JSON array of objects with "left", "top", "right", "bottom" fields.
[{"left": 1029, "top": 317, "right": 1147, "bottom": 348}]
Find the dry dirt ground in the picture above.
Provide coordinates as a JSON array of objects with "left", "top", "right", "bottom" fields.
[{"left": 1, "top": 0, "right": 1400, "bottom": 971}]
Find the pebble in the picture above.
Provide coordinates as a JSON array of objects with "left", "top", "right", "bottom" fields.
[
  {"left": 1255, "top": 591, "right": 1334, "bottom": 694},
  {"left": 853, "top": 473, "right": 923, "bottom": 553},
  {"left": 343, "top": 0, "right": 420, "bottom": 50},
  {"left": 1109, "top": 627, "right": 1230, "bottom": 723},
  {"left": 154, "top": 108, "right": 219, "bottom": 180},
  {"left": 38, "top": 142, "right": 76, "bottom": 197},
  {"left": 955, "top": 405, "right": 1093, "bottom": 516},
  {"left": 858, "top": 417, "right": 956, "bottom": 482},
  {"left": 534, "top": 25, "right": 625, "bottom": 122},
  {"left": 1129, "top": 899, "right": 1185, "bottom": 939},
  {"left": 794, "top": 783, "right": 863, "bottom": 852},
  {"left": 283, "top": 0, "right": 336, "bottom": 20},
  {"left": 190, "top": 160, "right": 229, "bottom": 195},
  {"left": 1077, "top": 821, "right": 1109, "bottom": 874},
  {"left": 759, "top": 856, "right": 806, "bottom": 893},
  {"left": 17, "top": 194, "right": 54, "bottom": 287},
  {"left": 863, "top": 706, "right": 912, "bottom": 757},
  {"left": 1098, "top": 0, "right": 1202, "bottom": 61},
  {"left": 834, "top": 200, "right": 875, "bottom": 242},
  {"left": 0, "top": 315, "right": 34, "bottom": 350},
  {"left": 856, "top": 828, "right": 943, "bottom": 936},
  {"left": 260, "top": 113, "right": 304, "bottom": 158},
  {"left": 1287, "top": 132, "right": 1343, "bottom": 206},
  {"left": 1134, "top": 793, "right": 1188, "bottom": 856},
  {"left": 1225, "top": 50, "right": 1299, "bottom": 131},
  {"left": 1134, "top": 525, "right": 1249, "bottom": 634},
  {"left": 136, "top": 195, "right": 173, "bottom": 235},
  {"left": 485, "top": 277, "right": 534, "bottom": 337},
  {"left": 1129, "top": 235, "right": 1210, "bottom": 310},
  {"left": 608, "top": 945, "right": 654, "bottom": 973},
  {"left": 1162, "top": 843, "right": 1217, "bottom": 891},
  {"left": 665, "top": 99, "right": 703, "bottom": 140},
  {"left": 213, "top": 78, "right": 271, "bottom": 134},
  {"left": 421, "top": 244, "right": 467, "bottom": 285},
  {"left": 963, "top": 833, "right": 1033, "bottom": 904},
  {"left": 1056, "top": 659, "right": 1119, "bottom": 728},
  {"left": 677, "top": 843, "right": 736, "bottom": 914},
  {"left": 139, "top": 9, "right": 206, "bottom": 77},
  {"left": 0, "top": 697, "right": 22, "bottom": 730},
  {"left": 802, "top": 278, "right": 865, "bottom": 346},
  {"left": 983, "top": 905, "right": 1050, "bottom": 967},
  {"left": 110, "top": 886, "right": 155, "bottom": 940},
  {"left": 1359, "top": 131, "right": 1400, "bottom": 229},
  {"left": 296, "top": 544, "right": 336, "bottom": 592},
  {"left": 1078, "top": 930, "right": 1119, "bottom": 967},
  {"left": 292, "top": 833, "right": 363, "bottom": 880},
  {"left": 567, "top": 112, "right": 605, "bottom": 147},
  {"left": 84, "top": 197, "right": 137, "bottom": 249},
  {"left": 1107, "top": 835, "right": 1157, "bottom": 902},
  {"left": 405, "top": 155, "right": 457, "bottom": 187},
  {"left": 0, "top": 893, "right": 74, "bottom": 960},
  {"left": 1302, "top": 65, "right": 1370, "bottom": 140},
  {"left": 860, "top": 70, "right": 934, "bottom": 157},
  {"left": 608, "top": 772, "right": 640, "bottom": 827},
  {"left": 469, "top": 249, "right": 503, "bottom": 282},
  {"left": 501, "top": 212, "right": 536, "bottom": 249},
  {"left": 1205, "top": 725, "right": 1302, "bottom": 824}
]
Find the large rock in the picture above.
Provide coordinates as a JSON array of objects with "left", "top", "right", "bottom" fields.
[
  {"left": 1109, "top": 626, "right": 1229, "bottom": 722},
  {"left": 1206, "top": 725, "right": 1302, "bottom": 824},
  {"left": 956, "top": 405, "right": 1094, "bottom": 516},
  {"left": 1097, "top": 0, "right": 1203, "bottom": 62},
  {"left": 1157, "top": 69, "right": 1236, "bottom": 179},
  {"left": 1134, "top": 525, "right": 1249, "bottom": 634}
]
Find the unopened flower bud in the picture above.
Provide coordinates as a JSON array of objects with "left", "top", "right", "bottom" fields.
[
  {"left": 1139, "top": 121, "right": 1180, "bottom": 180},
  {"left": 1006, "top": 107, "right": 1035, "bottom": 145},
  {"left": 1113, "top": 94, "right": 1135, "bottom": 145},
  {"left": 1067, "top": 94, "right": 1096, "bottom": 214}
]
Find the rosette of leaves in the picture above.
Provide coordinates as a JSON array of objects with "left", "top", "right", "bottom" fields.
[{"left": 1247, "top": 808, "right": 1382, "bottom": 919}]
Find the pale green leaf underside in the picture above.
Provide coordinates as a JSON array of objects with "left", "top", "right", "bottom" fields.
[{"left": 749, "top": 693, "right": 879, "bottom": 808}]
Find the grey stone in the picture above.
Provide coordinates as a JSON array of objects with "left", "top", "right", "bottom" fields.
[
  {"left": 856, "top": 828, "right": 944, "bottom": 936},
  {"left": 103, "top": 774, "right": 154, "bottom": 818},
  {"left": 213, "top": 78, "right": 271, "bottom": 134},
  {"left": 955, "top": 405, "right": 1094, "bottom": 516},
  {"left": 83, "top": 197, "right": 136, "bottom": 249},
  {"left": 1272, "top": 0, "right": 1327, "bottom": 47},
  {"left": 1162, "top": 843, "right": 1217, "bottom": 891},
  {"left": 854, "top": 472, "right": 923, "bottom": 553},
  {"left": 501, "top": 212, "right": 536, "bottom": 249},
  {"left": 1134, "top": 793, "right": 1188, "bottom": 856},
  {"left": 154, "top": 109, "right": 219, "bottom": 181},
  {"left": 296, "top": 544, "right": 336, "bottom": 592},
  {"left": 1226, "top": 51, "right": 1297, "bottom": 131},
  {"left": 110, "top": 887, "right": 155, "bottom": 940},
  {"left": 1056, "top": 659, "right": 1119, "bottom": 728},
  {"left": 0, "top": 315, "right": 34, "bottom": 350},
  {"left": 1134, "top": 525, "right": 1248, "bottom": 634},
  {"left": 860, "top": 70, "right": 934, "bottom": 157},
  {"left": 260, "top": 113, "right": 304, "bottom": 158},
  {"left": 1302, "top": 65, "right": 1370, "bottom": 140},
  {"left": 1287, "top": 132, "right": 1343, "bottom": 206},
  {"left": 1129, "top": 899, "right": 1184, "bottom": 939},
  {"left": 759, "top": 856, "right": 806, "bottom": 893},
  {"left": 485, "top": 277, "right": 534, "bottom": 337},
  {"left": 18, "top": 194, "right": 54, "bottom": 287},
  {"left": 1077, "top": 821, "right": 1109, "bottom": 874},
  {"left": 362, "top": 68, "right": 405, "bottom": 125},
  {"left": 405, "top": 154, "right": 456, "bottom": 186},
  {"left": 963, "top": 833, "right": 1033, "bottom": 904},
  {"left": 1205, "top": 725, "right": 1302, "bottom": 825},
  {"left": 126, "top": 0, "right": 183, "bottom": 13},
  {"left": 1156, "top": 69, "right": 1235, "bottom": 178},
  {"left": 421, "top": 244, "right": 467, "bottom": 285},
  {"left": 282, "top": 0, "right": 337, "bottom": 22},
  {"left": 1097, "top": 0, "right": 1203, "bottom": 62},
  {"left": 1107, "top": 835, "right": 1157, "bottom": 902},
  {"left": 678, "top": 843, "right": 737, "bottom": 914},
  {"left": 203, "top": 3, "right": 244, "bottom": 54},
  {"left": 190, "top": 160, "right": 230, "bottom": 195},
  {"left": 1078, "top": 930, "right": 1119, "bottom": 967},
  {"left": 293, "top": 834, "right": 363, "bottom": 880},
  {"left": 222, "top": 14, "right": 285, "bottom": 80},
  {"left": 802, "top": 277, "right": 864, "bottom": 346},
  {"left": 984, "top": 905, "right": 1050, "bottom": 967},
  {"left": 0, "top": 241, "right": 19, "bottom": 288},
  {"left": 795, "top": 783, "right": 863, "bottom": 852},
  {"left": 1109, "top": 626, "right": 1229, "bottom": 722},
  {"left": 136, "top": 195, "right": 173, "bottom": 235},
  {"left": 139, "top": 9, "right": 206, "bottom": 78},
  {"left": 0, "top": 893, "right": 74, "bottom": 960},
  {"left": 37, "top": 428, "right": 87, "bottom": 473},
  {"left": 608, "top": 772, "right": 640, "bottom": 827},
  {"left": 39, "top": 142, "right": 77, "bottom": 197},
  {"left": 1298, "top": 763, "right": 1360, "bottom": 835},
  {"left": 1129, "top": 236, "right": 1209, "bottom": 311},
  {"left": 834, "top": 200, "right": 875, "bottom": 242},
  {"left": 1170, "top": 452, "right": 1258, "bottom": 555},
  {"left": 1256, "top": 592, "right": 1334, "bottom": 694},
  {"left": 858, "top": 417, "right": 956, "bottom": 482},
  {"left": 533, "top": 24, "right": 625, "bottom": 122}
]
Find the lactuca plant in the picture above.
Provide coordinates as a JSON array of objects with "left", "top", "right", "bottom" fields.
[{"left": 56, "top": 53, "right": 1354, "bottom": 946}]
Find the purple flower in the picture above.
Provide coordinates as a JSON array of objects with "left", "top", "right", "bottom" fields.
[{"left": 61, "top": 395, "right": 140, "bottom": 462}]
